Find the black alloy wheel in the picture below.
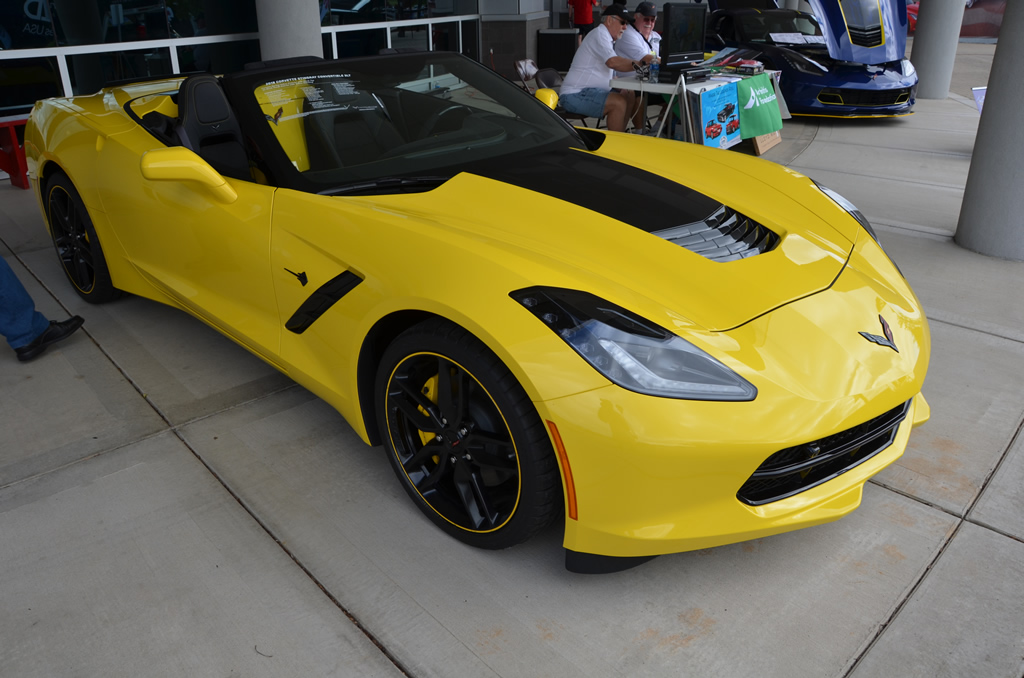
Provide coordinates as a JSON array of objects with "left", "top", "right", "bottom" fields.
[
  {"left": 46, "top": 173, "right": 120, "bottom": 303},
  {"left": 376, "top": 318, "right": 561, "bottom": 549}
]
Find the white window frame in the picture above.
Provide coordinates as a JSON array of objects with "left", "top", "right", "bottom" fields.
[{"left": 0, "top": 14, "right": 479, "bottom": 102}]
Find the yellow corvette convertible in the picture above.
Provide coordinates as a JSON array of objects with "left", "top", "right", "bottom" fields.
[{"left": 25, "top": 52, "right": 929, "bottom": 572}]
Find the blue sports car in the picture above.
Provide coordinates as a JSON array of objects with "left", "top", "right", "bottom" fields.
[{"left": 706, "top": 1, "right": 917, "bottom": 117}]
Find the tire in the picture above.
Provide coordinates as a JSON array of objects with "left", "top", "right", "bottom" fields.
[
  {"left": 45, "top": 173, "right": 121, "bottom": 304},
  {"left": 375, "top": 318, "right": 561, "bottom": 550}
]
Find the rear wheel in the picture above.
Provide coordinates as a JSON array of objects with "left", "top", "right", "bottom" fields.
[
  {"left": 375, "top": 318, "right": 561, "bottom": 549},
  {"left": 46, "top": 173, "right": 120, "bottom": 304}
]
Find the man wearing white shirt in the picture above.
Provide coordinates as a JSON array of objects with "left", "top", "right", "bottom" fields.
[
  {"left": 614, "top": 2, "right": 661, "bottom": 130},
  {"left": 614, "top": 1, "right": 661, "bottom": 66},
  {"left": 559, "top": 3, "right": 656, "bottom": 132}
]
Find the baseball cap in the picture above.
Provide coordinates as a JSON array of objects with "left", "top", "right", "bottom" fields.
[
  {"left": 635, "top": 1, "right": 657, "bottom": 17},
  {"left": 602, "top": 4, "right": 632, "bottom": 22}
]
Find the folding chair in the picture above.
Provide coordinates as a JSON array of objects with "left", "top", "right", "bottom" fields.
[
  {"left": 515, "top": 59, "right": 539, "bottom": 93},
  {"left": 534, "top": 68, "right": 602, "bottom": 128}
]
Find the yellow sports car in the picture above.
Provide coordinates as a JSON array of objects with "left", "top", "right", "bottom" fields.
[{"left": 25, "top": 52, "right": 929, "bottom": 573}]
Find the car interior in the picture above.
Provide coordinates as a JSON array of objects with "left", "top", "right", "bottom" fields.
[
  {"left": 174, "top": 74, "right": 250, "bottom": 180},
  {"left": 134, "top": 71, "right": 504, "bottom": 181},
  {"left": 127, "top": 53, "right": 587, "bottom": 194},
  {"left": 136, "top": 74, "right": 255, "bottom": 182}
]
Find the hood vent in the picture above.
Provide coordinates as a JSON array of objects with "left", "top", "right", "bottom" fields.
[
  {"left": 847, "top": 25, "right": 883, "bottom": 47},
  {"left": 652, "top": 205, "right": 780, "bottom": 262},
  {"left": 839, "top": 0, "right": 884, "bottom": 47}
]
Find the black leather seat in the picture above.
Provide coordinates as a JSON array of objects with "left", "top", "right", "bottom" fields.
[{"left": 174, "top": 74, "right": 250, "bottom": 180}]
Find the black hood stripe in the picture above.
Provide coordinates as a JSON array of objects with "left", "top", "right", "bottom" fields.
[{"left": 463, "top": 149, "right": 721, "bottom": 233}]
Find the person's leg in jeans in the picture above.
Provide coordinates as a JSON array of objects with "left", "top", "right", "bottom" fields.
[
  {"left": 0, "top": 257, "right": 84, "bottom": 361},
  {"left": 0, "top": 257, "right": 49, "bottom": 350}
]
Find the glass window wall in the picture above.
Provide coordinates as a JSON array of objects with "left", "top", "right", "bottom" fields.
[
  {"left": 460, "top": 19, "right": 478, "bottom": 59},
  {"left": 334, "top": 28, "right": 388, "bottom": 58},
  {"left": 67, "top": 47, "right": 173, "bottom": 94},
  {"left": 389, "top": 24, "right": 428, "bottom": 52},
  {"left": 431, "top": 21, "right": 456, "bottom": 51},
  {"left": 321, "top": 0, "right": 476, "bottom": 25},
  {"left": 0, "top": 57, "right": 61, "bottom": 115},
  {"left": 176, "top": 38, "right": 260, "bottom": 75},
  {"left": 0, "top": 1, "right": 55, "bottom": 48},
  {"left": 323, "top": 0, "right": 395, "bottom": 26},
  {"left": 0, "top": 0, "right": 480, "bottom": 113},
  {"left": 43, "top": 0, "right": 258, "bottom": 47}
]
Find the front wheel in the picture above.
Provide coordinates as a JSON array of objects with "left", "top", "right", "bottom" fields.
[
  {"left": 375, "top": 318, "right": 561, "bottom": 550},
  {"left": 45, "top": 173, "right": 120, "bottom": 304}
]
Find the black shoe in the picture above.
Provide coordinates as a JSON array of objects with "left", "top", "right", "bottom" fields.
[{"left": 15, "top": 316, "right": 85, "bottom": 362}]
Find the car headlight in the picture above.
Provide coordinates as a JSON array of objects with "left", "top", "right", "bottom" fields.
[
  {"left": 782, "top": 52, "right": 827, "bottom": 76},
  {"left": 510, "top": 287, "right": 757, "bottom": 401},
  {"left": 814, "top": 180, "right": 903, "bottom": 275},
  {"left": 901, "top": 58, "right": 916, "bottom": 78},
  {"left": 814, "top": 180, "right": 879, "bottom": 241}
]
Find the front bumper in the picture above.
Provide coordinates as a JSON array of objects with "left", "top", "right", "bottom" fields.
[
  {"left": 544, "top": 389, "right": 928, "bottom": 559},
  {"left": 784, "top": 75, "right": 918, "bottom": 117},
  {"left": 536, "top": 234, "right": 930, "bottom": 559}
]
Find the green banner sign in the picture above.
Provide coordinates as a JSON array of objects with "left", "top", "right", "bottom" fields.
[{"left": 737, "top": 74, "right": 783, "bottom": 139}]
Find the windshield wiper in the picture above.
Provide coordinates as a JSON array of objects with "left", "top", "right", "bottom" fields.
[{"left": 319, "top": 175, "right": 452, "bottom": 196}]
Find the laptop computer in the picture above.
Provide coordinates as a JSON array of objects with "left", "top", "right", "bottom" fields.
[{"left": 658, "top": 49, "right": 706, "bottom": 83}]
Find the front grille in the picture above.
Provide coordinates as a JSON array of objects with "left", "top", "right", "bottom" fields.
[
  {"left": 652, "top": 205, "right": 780, "bottom": 263},
  {"left": 847, "top": 25, "right": 883, "bottom": 47},
  {"left": 737, "top": 400, "right": 911, "bottom": 505},
  {"left": 818, "top": 87, "right": 911, "bottom": 108}
]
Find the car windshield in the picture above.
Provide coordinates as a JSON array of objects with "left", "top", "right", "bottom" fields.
[
  {"left": 234, "top": 52, "right": 586, "bottom": 193},
  {"left": 736, "top": 12, "right": 821, "bottom": 43}
]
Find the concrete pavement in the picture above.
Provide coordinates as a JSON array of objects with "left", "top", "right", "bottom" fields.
[{"left": 3, "top": 42, "right": 1023, "bottom": 677}]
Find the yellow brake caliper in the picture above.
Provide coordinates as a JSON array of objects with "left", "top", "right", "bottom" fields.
[{"left": 417, "top": 374, "right": 441, "bottom": 465}]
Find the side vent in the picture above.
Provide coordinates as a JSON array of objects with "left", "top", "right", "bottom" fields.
[{"left": 285, "top": 270, "right": 363, "bottom": 334}]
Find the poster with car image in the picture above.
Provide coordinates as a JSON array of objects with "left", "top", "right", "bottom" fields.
[{"left": 700, "top": 81, "right": 740, "bottom": 149}]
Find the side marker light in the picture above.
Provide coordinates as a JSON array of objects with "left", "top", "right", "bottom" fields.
[{"left": 546, "top": 420, "right": 578, "bottom": 521}]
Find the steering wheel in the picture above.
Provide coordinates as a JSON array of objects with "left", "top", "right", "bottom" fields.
[{"left": 418, "top": 104, "right": 472, "bottom": 138}]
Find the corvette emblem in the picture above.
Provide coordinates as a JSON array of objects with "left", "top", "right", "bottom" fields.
[
  {"left": 284, "top": 268, "right": 308, "bottom": 286},
  {"left": 860, "top": 315, "right": 898, "bottom": 352},
  {"left": 265, "top": 107, "right": 284, "bottom": 125}
]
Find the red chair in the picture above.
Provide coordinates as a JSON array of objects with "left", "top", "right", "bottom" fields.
[{"left": 0, "top": 118, "right": 29, "bottom": 189}]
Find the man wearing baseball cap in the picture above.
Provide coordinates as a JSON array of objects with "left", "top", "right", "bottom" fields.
[
  {"left": 615, "top": 2, "right": 661, "bottom": 66},
  {"left": 614, "top": 2, "right": 662, "bottom": 130},
  {"left": 559, "top": 3, "right": 657, "bottom": 132}
]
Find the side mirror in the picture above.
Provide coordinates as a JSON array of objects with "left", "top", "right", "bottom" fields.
[
  {"left": 535, "top": 88, "right": 559, "bottom": 110},
  {"left": 140, "top": 147, "right": 238, "bottom": 204}
]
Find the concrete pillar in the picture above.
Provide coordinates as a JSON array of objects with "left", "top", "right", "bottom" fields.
[
  {"left": 780, "top": 0, "right": 800, "bottom": 10},
  {"left": 954, "top": 1, "right": 1024, "bottom": 260},
  {"left": 910, "top": 0, "right": 964, "bottom": 99},
  {"left": 254, "top": 0, "right": 322, "bottom": 62}
]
